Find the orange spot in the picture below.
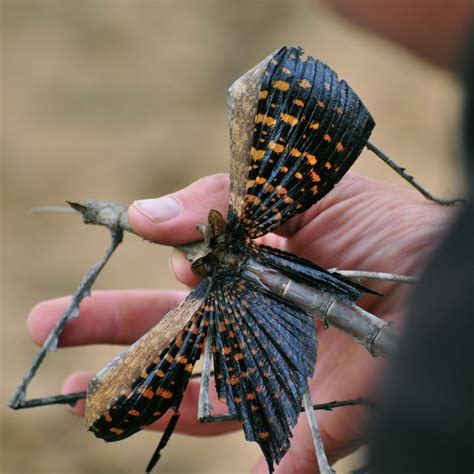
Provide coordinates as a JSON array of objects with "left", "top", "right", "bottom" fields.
[
  {"left": 234, "top": 353, "right": 244, "bottom": 360},
  {"left": 309, "top": 121, "right": 319, "bottom": 130},
  {"left": 280, "top": 113, "right": 299, "bottom": 126},
  {"left": 294, "top": 99, "right": 304, "bottom": 107},
  {"left": 311, "top": 185, "right": 319, "bottom": 194},
  {"left": 143, "top": 389, "right": 154, "bottom": 399},
  {"left": 336, "top": 142, "right": 344, "bottom": 152},
  {"left": 295, "top": 172, "right": 303, "bottom": 179},
  {"left": 298, "top": 79, "right": 311, "bottom": 88},
  {"left": 300, "top": 53, "right": 309, "bottom": 62},
  {"left": 306, "top": 153, "right": 317, "bottom": 165},
  {"left": 230, "top": 375, "right": 239, "bottom": 385},
  {"left": 318, "top": 100, "right": 325, "bottom": 108},
  {"left": 153, "top": 411, "right": 162, "bottom": 416},
  {"left": 265, "top": 184, "right": 274, "bottom": 192},
  {"left": 156, "top": 369, "right": 165, "bottom": 377},
  {"left": 128, "top": 409, "right": 140, "bottom": 417},
  {"left": 157, "top": 388, "right": 173, "bottom": 399},
  {"left": 176, "top": 355, "right": 188, "bottom": 364},
  {"left": 219, "top": 322, "right": 226, "bottom": 332},
  {"left": 246, "top": 393, "right": 256, "bottom": 400},
  {"left": 310, "top": 171, "right": 321, "bottom": 182},
  {"left": 268, "top": 141, "right": 285, "bottom": 154},
  {"left": 104, "top": 412, "right": 112, "bottom": 423},
  {"left": 281, "top": 166, "right": 288, "bottom": 173},
  {"left": 255, "top": 113, "right": 276, "bottom": 127},
  {"left": 250, "top": 147, "right": 265, "bottom": 160},
  {"left": 255, "top": 176, "right": 267, "bottom": 185},
  {"left": 185, "top": 363, "right": 193, "bottom": 373},
  {"left": 234, "top": 397, "right": 241, "bottom": 403},
  {"left": 282, "top": 67, "right": 291, "bottom": 74},
  {"left": 336, "top": 106, "right": 342, "bottom": 114},
  {"left": 325, "top": 162, "right": 332, "bottom": 169},
  {"left": 323, "top": 134, "right": 332, "bottom": 142},
  {"left": 256, "top": 386, "right": 265, "bottom": 393},
  {"left": 259, "top": 90, "right": 268, "bottom": 99},
  {"left": 141, "top": 370, "right": 149, "bottom": 379},
  {"left": 284, "top": 196, "right": 294, "bottom": 204},
  {"left": 110, "top": 427, "right": 124, "bottom": 435},
  {"left": 259, "top": 431, "right": 270, "bottom": 439},
  {"left": 165, "top": 354, "right": 174, "bottom": 363},
  {"left": 290, "top": 147, "right": 302, "bottom": 157},
  {"left": 276, "top": 185, "right": 288, "bottom": 195},
  {"left": 272, "top": 80, "right": 290, "bottom": 91}
]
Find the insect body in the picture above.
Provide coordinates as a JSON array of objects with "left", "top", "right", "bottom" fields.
[{"left": 85, "top": 46, "right": 376, "bottom": 472}]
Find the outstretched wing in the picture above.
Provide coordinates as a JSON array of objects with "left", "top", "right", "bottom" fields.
[
  {"left": 85, "top": 279, "right": 213, "bottom": 441},
  {"left": 227, "top": 46, "right": 375, "bottom": 238},
  {"left": 209, "top": 276, "right": 317, "bottom": 471}
]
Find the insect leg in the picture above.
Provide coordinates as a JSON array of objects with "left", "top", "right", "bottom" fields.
[
  {"left": 366, "top": 141, "right": 464, "bottom": 206},
  {"left": 197, "top": 333, "right": 214, "bottom": 422},
  {"left": 145, "top": 401, "right": 182, "bottom": 473},
  {"left": 303, "top": 388, "right": 335, "bottom": 474},
  {"left": 10, "top": 392, "right": 86, "bottom": 409},
  {"left": 9, "top": 227, "right": 124, "bottom": 410}
]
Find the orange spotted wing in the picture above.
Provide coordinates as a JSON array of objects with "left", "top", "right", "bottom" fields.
[{"left": 228, "top": 46, "right": 375, "bottom": 238}]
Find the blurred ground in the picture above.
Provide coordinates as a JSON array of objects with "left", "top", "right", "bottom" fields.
[{"left": 1, "top": 1, "right": 462, "bottom": 473}]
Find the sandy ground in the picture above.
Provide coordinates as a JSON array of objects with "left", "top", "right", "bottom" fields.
[{"left": 1, "top": 2, "right": 462, "bottom": 473}]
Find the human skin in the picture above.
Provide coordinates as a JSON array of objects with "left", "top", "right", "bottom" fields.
[{"left": 28, "top": 172, "right": 454, "bottom": 473}]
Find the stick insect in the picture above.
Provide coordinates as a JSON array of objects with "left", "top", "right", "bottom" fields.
[{"left": 10, "top": 46, "right": 461, "bottom": 473}]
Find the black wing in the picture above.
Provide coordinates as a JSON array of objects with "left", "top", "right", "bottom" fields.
[
  {"left": 228, "top": 46, "right": 375, "bottom": 238},
  {"left": 209, "top": 276, "right": 317, "bottom": 471}
]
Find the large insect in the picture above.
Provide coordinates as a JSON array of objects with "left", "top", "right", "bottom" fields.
[{"left": 84, "top": 46, "right": 378, "bottom": 472}]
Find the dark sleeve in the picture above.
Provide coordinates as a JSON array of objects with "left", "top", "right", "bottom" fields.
[{"left": 368, "top": 26, "right": 474, "bottom": 474}]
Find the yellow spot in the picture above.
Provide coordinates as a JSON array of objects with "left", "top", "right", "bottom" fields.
[
  {"left": 281, "top": 166, "right": 288, "bottom": 173},
  {"left": 309, "top": 121, "right": 320, "bottom": 130},
  {"left": 280, "top": 113, "right": 299, "bottom": 126},
  {"left": 265, "top": 183, "right": 275, "bottom": 192},
  {"left": 336, "top": 107, "right": 342, "bottom": 114},
  {"left": 270, "top": 103, "right": 276, "bottom": 108},
  {"left": 290, "top": 147, "right": 302, "bottom": 157},
  {"left": 157, "top": 388, "right": 173, "bottom": 399},
  {"left": 255, "top": 113, "right": 276, "bottom": 127},
  {"left": 104, "top": 412, "right": 112, "bottom": 423},
  {"left": 282, "top": 67, "right": 291, "bottom": 74},
  {"left": 141, "top": 370, "right": 149, "bottom": 379},
  {"left": 336, "top": 142, "right": 344, "bottom": 152},
  {"left": 165, "top": 354, "right": 174, "bottom": 363},
  {"left": 185, "top": 363, "right": 193, "bottom": 373},
  {"left": 259, "top": 431, "right": 270, "bottom": 439},
  {"left": 299, "top": 79, "right": 312, "bottom": 88},
  {"left": 276, "top": 185, "right": 288, "bottom": 196},
  {"left": 259, "top": 90, "right": 268, "bottom": 99},
  {"left": 306, "top": 153, "right": 317, "bottom": 165},
  {"left": 156, "top": 369, "right": 165, "bottom": 377},
  {"left": 323, "top": 134, "right": 332, "bottom": 142},
  {"left": 318, "top": 100, "right": 325, "bottom": 108},
  {"left": 110, "top": 427, "right": 124, "bottom": 435},
  {"left": 153, "top": 411, "right": 162, "bottom": 416},
  {"left": 176, "top": 355, "right": 188, "bottom": 364},
  {"left": 268, "top": 140, "right": 285, "bottom": 154},
  {"left": 255, "top": 176, "right": 267, "bottom": 185},
  {"left": 128, "top": 409, "right": 140, "bottom": 417},
  {"left": 294, "top": 99, "right": 304, "bottom": 107},
  {"left": 250, "top": 147, "right": 265, "bottom": 160},
  {"left": 295, "top": 172, "right": 303, "bottom": 179},
  {"left": 325, "top": 161, "right": 332, "bottom": 169},
  {"left": 272, "top": 80, "right": 290, "bottom": 91},
  {"left": 311, "top": 171, "right": 321, "bottom": 182}
]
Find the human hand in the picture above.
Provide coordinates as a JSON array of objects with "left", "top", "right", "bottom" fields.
[{"left": 28, "top": 171, "right": 453, "bottom": 473}]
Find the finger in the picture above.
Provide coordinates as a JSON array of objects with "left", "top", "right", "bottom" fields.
[
  {"left": 62, "top": 371, "right": 241, "bottom": 437},
  {"left": 169, "top": 249, "right": 201, "bottom": 288},
  {"left": 27, "top": 290, "right": 187, "bottom": 347},
  {"left": 128, "top": 173, "right": 230, "bottom": 244}
]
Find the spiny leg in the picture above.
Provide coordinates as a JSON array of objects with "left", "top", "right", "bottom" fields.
[
  {"left": 197, "top": 333, "right": 214, "bottom": 422},
  {"left": 303, "top": 388, "right": 335, "bottom": 474},
  {"left": 9, "top": 227, "right": 124, "bottom": 410},
  {"left": 366, "top": 141, "right": 464, "bottom": 206}
]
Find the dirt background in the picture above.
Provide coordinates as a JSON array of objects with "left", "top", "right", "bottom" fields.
[{"left": 1, "top": 2, "right": 463, "bottom": 473}]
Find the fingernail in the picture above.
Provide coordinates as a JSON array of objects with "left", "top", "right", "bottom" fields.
[{"left": 133, "top": 197, "right": 181, "bottom": 222}]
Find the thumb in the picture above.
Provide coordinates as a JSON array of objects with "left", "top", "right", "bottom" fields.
[{"left": 128, "top": 173, "right": 229, "bottom": 245}]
